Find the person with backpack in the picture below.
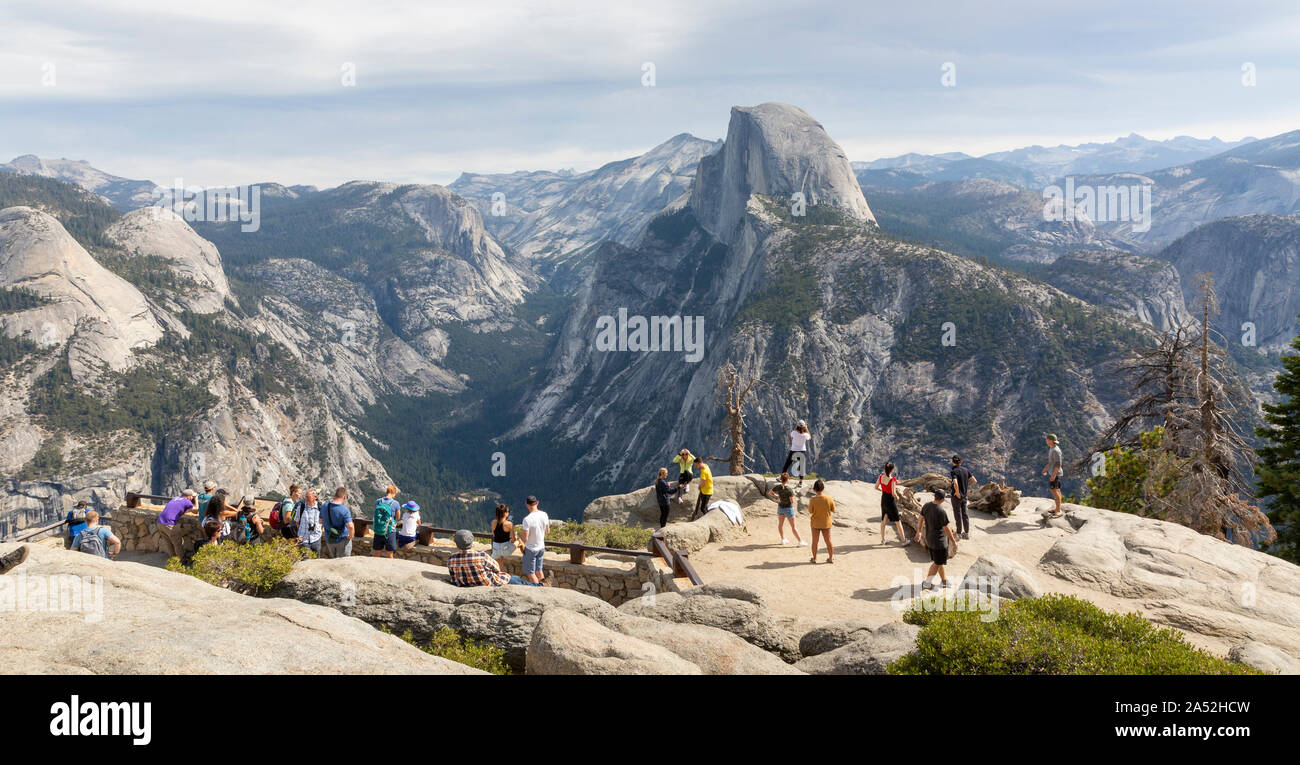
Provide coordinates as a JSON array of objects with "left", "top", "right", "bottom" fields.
[
  {"left": 876, "top": 462, "right": 909, "bottom": 546},
  {"left": 65, "top": 500, "right": 90, "bottom": 549},
  {"left": 321, "top": 487, "right": 354, "bottom": 559},
  {"left": 371, "top": 484, "right": 400, "bottom": 558},
  {"left": 271, "top": 484, "right": 301, "bottom": 540},
  {"left": 235, "top": 496, "right": 266, "bottom": 545},
  {"left": 767, "top": 472, "right": 805, "bottom": 546},
  {"left": 296, "top": 488, "right": 323, "bottom": 555},
  {"left": 72, "top": 511, "right": 120, "bottom": 559}
]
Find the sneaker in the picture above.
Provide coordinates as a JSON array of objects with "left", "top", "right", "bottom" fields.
[
  {"left": 798, "top": 541, "right": 808, "bottom": 547},
  {"left": 961, "top": 532, "right": 970, "bottom": 540},
  {"left": 781, "top": 538, "right": 790, "bottom": 545},
  {"left": 0, "top": 545, "right": 30, "bottom": 575},
  {"left": 921, "top": 580, "right": 934, "bottom": 590}
]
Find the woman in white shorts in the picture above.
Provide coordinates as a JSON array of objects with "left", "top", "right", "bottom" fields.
[{"left": 491, "top": 504, "right": 519, "bottom": 563}]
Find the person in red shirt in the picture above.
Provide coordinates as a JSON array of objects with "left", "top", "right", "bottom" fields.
[{"left": 876, "top": 462, "right": 910, "bottom": 546}]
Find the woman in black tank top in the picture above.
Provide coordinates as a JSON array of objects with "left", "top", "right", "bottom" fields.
[{"left": 491, "top": 504, "right": 517, "bottom": 566}]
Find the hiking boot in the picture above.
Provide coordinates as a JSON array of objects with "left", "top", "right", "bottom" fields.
[
  {"left": 0, "top": 545, "right": 30, "bottom": 575},
  {"left": 961, "top": 532, "right": 970, "bottom": 540}
]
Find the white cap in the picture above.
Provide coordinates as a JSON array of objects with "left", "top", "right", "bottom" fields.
[{"left": 797, "top": 419, "right": 806, "bottom": 427}]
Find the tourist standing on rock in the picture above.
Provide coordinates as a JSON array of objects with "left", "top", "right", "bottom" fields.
[
  {"left": 672, "top": 449, "right": 696, "bottom": 503},
  {"left": 781, "top": 420, "right": 813, "bottom": 486},
  {"left": 448, "top": 529, "right": 539, "bottom": 587},
  {"left": 916, "top": 490, "right": 956, "bottom": 589},
  {"left": 949, "top": 455, "right": 975, "bottom": 540},
  {"left": 807, "top": 479, "right": 835, "bottom": 564},
  {"left": 691, "top": 459, "right": 715, "bottom": 521},
  {"left": 517, "top": 495, "right": 549, "bottom": 584},
  {"left": 371, "top": 484, "right": 400, "bottom": 559},
  {"left": 321, "top": 487, "right": 355, "bottom": 559},
  {"left": 397, "top": 501, "right": 421, "bottom": 549},
  {"left": 654, "top": 468, "right": 678, "bottom": 527},
  {"left": 491, "top": 503, "right": 518, "bottom": 563},
  {"left": 236, "top": 496, "right": 267, "bottom": 545},
  {"left": 65, "top": 500, "right": 89, "bottom": 549},
  {"left": 72, "top": 510, "right": 121, "bottom": 560},
  {"left": 274, "top": 484, "right": 301, "bottom": 540},
  {"left": 296, "top": 488, "right": 323, "bottom": 555},
  {"left": 876, "top": 463, "right": 909, "bottom": 545},
  {"left": 767, "top": 472, "right": 805, "bottom": 546},
  {"left": 1043, "top": 434, "right": 1064, "bottom": 519},
  {"left": 157, "top": 489, "right": 197, "bottom": 558}
]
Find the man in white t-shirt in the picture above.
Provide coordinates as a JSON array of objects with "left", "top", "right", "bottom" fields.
[{"left": 517, "top": 495, "right": 550, "bottom": 584}]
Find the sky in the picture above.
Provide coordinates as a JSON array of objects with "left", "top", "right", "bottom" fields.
[{"left": 1, "top": 0, "right": 1298, "bottom": 188}]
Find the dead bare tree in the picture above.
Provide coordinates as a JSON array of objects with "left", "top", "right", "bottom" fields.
[{"left": 715, "top": 362, "right": 759, "bottom": 475}]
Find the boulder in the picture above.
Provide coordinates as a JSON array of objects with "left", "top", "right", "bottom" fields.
[
  {"left": 794, "top": 622, "right": 919, "bottom": 675},
  {"left": 799, "top": 619, "right": 876, "bottom": 657},
  {"left": 526, "top": 608, "right": 702, "bottom": 675},
  {"left": 901, "top": 473, "right": 950, "bottom": 493},
  {"left": 1040, "top": 506, "right": 1300, "bottom": 656},
  {"left": 661, "top": 507, "right": 748, "bottom": 552},
  {"left": 614, "top": 614, "right": 802, "bottom": 675},
  {"left": 272, "top": 555, "right": 622, "bottom": 670},
  {"left": 1227, "top": 641, "right": 1300, "bottom": 675},
  {"left": 0, "top": 543, "right": 481, "bottom": 674},
  {"left": 619, "top": 580, "right": 800, "bottom": 661},
  {"left": 582, "top": 474, "right": 769, "bottom": 527},
  {"left": 958, "top": 554, "right": 1040, "bottom": 600}
]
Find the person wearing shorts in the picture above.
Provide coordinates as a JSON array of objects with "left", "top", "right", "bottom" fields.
[
  {"left": 876, "top": 462, "right": 909, "bottom": 545},
  {"left": 490, "top": 503, "right": 518, "bottom": 564},
  {"left": 767, "top": 472, "right": 804, "bottom": 546},
  {"left": 917, "top": 489, "right": 957, "bottom": 589},
  {"left": 397, "top": 500, "right": 421, "bottom": 549},
  {"left": 517, "top": 495, "right": 549, "bottom": 584},
  {"left": 1042, "top": 434, "right": 1065, "bottom": 518}
]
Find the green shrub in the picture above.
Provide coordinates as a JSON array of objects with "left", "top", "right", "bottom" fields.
[
  {"left": 549, "top": 522, "right": 654, "bottom": 550},
  {"left": 389, "top": 627, "right": 511, "bottom": 675},
  {"left": 889, "top": 593, "right": 1262, "bottom": 675},
  {"left": 166, "top": 537, "right": 313, "bottom": 596}
]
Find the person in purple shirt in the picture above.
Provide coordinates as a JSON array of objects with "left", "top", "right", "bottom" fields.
[{"left": 157, "top": 489, "right": 196, "bottom": 559}]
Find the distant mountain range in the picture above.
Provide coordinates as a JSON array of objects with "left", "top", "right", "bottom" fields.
[{"left": 2, "top": 114, "right": 1296, "bottom": 538}]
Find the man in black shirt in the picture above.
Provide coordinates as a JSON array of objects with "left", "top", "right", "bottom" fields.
[
  {"left": 949, "top": 455, "right": 975, "bottom": 540},
  {"left": 917, "top": 489, "right": 958, "bottom": 589}
]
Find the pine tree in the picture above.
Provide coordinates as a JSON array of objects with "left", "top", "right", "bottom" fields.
[{"left": 1255, "top": 315, "right": 1300, "bottom": 563}]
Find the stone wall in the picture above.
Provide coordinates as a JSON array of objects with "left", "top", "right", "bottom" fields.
[{"left": 111, "top": 504, "right": 678, "bottom": 605}]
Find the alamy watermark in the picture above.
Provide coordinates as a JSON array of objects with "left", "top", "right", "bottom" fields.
[
  {"left": 1043, "top": 177, "right": 1152, "bottom": 233},
  {"left": 594, "top": 307, "right": 705, "bottom": 362},
  {"left": 0, "top": 573, "right": 104, "bottom": 623}
]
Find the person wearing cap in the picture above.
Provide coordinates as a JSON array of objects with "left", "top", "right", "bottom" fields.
[
  {"left": 236, "top": 495, "right": 266, "bottom": 544},
  {"left": 197, "top": 481, "right": 216, "bottom": 517},
  {"left": 517, "top": 495, "right": 549, "bottom": 584},
  {"left": 782, "top": 420, "right": 813, "bottom": 486},
  {"left": 949, "top": 455, "right": 975, "bottom": 540},
  {"left": 1042, "top": 434, "right": 1065, "bottom": 518},
  {"left": 447, "top": 529, "right": 538, "bottom": 587},
  {"left": 397, "top": 500, "right": 421, "bottom": 549}
]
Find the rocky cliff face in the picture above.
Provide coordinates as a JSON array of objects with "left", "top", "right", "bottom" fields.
[
  {"left": 1039, "top": 249, "right": 1192, "bottom": 332},
  {"left": 507, "top": 104, "right": 1148, "bottom": 497},
  {"left": 0, "top": 207, "right": 165, "bottom": 382},
  {"left": 0, "top": 154, "right": 160, "bottom": 210},
  {"left": 451, "top": 133, "right": 720, "bottom": 289},
  {"left": 104, "top": 207, "right": 234, "bottom": 315},
  {"left": 1158, "top": 214, "right": 1300, "bottom": 351}
]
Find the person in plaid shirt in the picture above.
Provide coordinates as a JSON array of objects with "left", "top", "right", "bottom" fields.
[{"left": 448, "top": 530, "right": 540, "bottom": 587}]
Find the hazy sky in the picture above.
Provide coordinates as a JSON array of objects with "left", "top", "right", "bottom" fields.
[{"left": 2, "top": 0, "right": 1298, "bottom": 188}]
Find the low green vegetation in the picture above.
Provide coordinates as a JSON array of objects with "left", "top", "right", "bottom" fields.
[
  {"left": 165, "top": 537, "right": 314, "bottom": 596},
  {"left": 388, "top": 627, "right": 511, "bottom": 675},
  {"left": 889, "top": 594, "right": 1261, "bottom": 675},
  {"left": 548, "top": 522, "right": 653, "bottom": 550},
  {"left": 15, "top": 434, "right": 65, "bottom": 481}
]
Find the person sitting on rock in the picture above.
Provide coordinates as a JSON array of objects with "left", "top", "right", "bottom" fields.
[
  {"left": 767, "top": 472, "right": 805, "bottom": 547},
  {"left": 447, "top": 529, "right": 539, "bottom": 587}
]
